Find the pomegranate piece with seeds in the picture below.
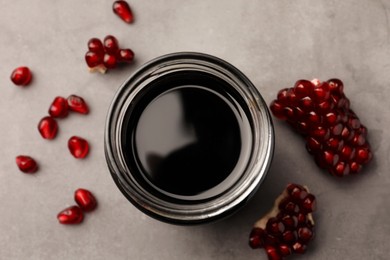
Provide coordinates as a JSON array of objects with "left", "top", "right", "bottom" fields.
[
  {"left": 48, "top": 96, "right": 69, "bottom": 118},
  {"left": 85, "top": 35, "right": 134, "bottom": 73},
  {"left": 15, "top": 155, "right": 38, "bottom": 174},
  {"left": 249, "top": 184, "right": 316, "bottom": 259},
  {"left": 10, "top": 66, "right": 32, "bottom": 86},
  {"left": 57, "top": 205, "right": 84, "bottom": 224},
  {"left": 38, "top": 116, "right": 58, "bottom": 140},
  {"left": 68, "top": 136, "right": 89, "bottom": 159},
  {"left": 269, "top": 79, "right": 373, "bottom": 177},
  {"left": 67, "top": 95, "right": 89, "bottom": 114},
  {"left": 74, "top": 188, "right": 97, "bottom": 212},
  {"left": 113, "top": 0, "right": 134, "bottom": 24}
]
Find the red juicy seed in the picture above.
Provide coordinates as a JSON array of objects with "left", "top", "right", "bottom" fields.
[
  {"left": 68, "top": 136, "right": 89, "bottom": 159},
  {"left": 297, "top": 213, "right": 307, "bottom": 226},
  {"left": 298, "top": 96, "right": 314, "bottom": 112},
  {"left": 348, "top": 116, "right": 360, "bottom": 129},
  {"left": 286, "top": 183, "right": 305, "bottom": 193},
  {"left": 356, "top": 146, "right": 372, "bottom": 164},
  {"left": 117, "top": 48, "right": 134, "bottom": 63},
  {"left": 358, "top": 125, "right": 368, "bottom": 137},
  {"left": 327, "top": 78, "right": 344, "bottom": 95},
  {"left": 74, "top": 188, "right": 97, "bottom": 212},
  {"left": 10, "top": 66, "right": 32, "bottom": 86},
  {"left": 297, "top": 121, "right": 309, "bottom": 134},
  {"left": 270, "top": 100, "right": 285, "bottom": 119},
  {"left": 317, "top": 100, "right": 333, "bottom": 114},
  {"left": 292, "top": 242, "right": 307, "bottom": 254},
  {"left": 15, "top": 155, "right": 38, "bottom": 174},
  {"left": 265, "top": 246, "right": 282, "bottom": 260},
  {"left": 332, "top": 161, "right": 350, "bottom": 177},
  {"left": 306, "top": 137, "right": 322, "bottom": 154},
  {"left": 38, "top": 116, "right": 58, "bottom": 140},
  {"left": 287, "top": 89, "right": 299, "bottom": 106},
  {"left": 293, "top": 107, "right": 306, "bottom": 121},
  {"left": 113, "top": 0, "right": 134, "bottom": 23},
  {"left": 351, "top": 133, "right": 366, "bottom": 146},
  {"left": 276, "top": 88, "right": 289, "bottom": 105},
  {"left": 85, "top": 51, "right": 103, "bottom": 68},
  {"left": 87, "top": 38, "right": 104, "bottom": 54},
  {"left": 322, "top": 150, "right": 339, "bottom": 166},
  {"left": 350, "top": 161, "right": 362, "bottom": 174},
  {"left": 282, "top": 230, "right": 297, "bottom": 243},
  {"left": 326, "top": 137, "right": 343, "bottom": 151},
  {"left": 281, "top": 215, "right": 297, "bottom": 230},
  {"left": 266, "top": 218, "right": 285, "bottom": 235},
  {"left": 103, "top": 35, "right": 119, "bottom": 55},
  {"left": 67, "top": 95, "right": 89, "bottom": 114},
  {"left": 103, "top": 54, "right": 117, "bottom": 69},
  {"left": 249, "top": 228, "right": 265, "bottom": 248},
  {"left": 290, "top": 186, "right": 308, "bottom": 201},
  {"left": 283, "top": 107, "right": 295, "bottom": 121},
  {"left": 293, "top": 80, "right": 313, "bottom": 98},
  {"left": 310, "top": 126, "right": 330, "bottom": 141},
  {"left": 49, "top": 96, "right": 69, "bottom": 118},
  {"left": 312, "top": 82, "right": 330, "bottom": 102},
  {"left": 341, "top": 127, "right": 354, "bottom": 141},
  {"left": 302, "top": 194, "right": 316, "bottom": 213},
  {"left": 298, "top": 227, "right": 313, "bottom": 242},
  {"left": 331, "top": 123, "right": 343, "bottom": 136},
  {"left": 57, "top": 205, "right": 84, "bottom": 224},
  {"left": 308, "top": 111, "right": 322, "bottom": 125},
  {"left": 279, "top": 244, "right": 292, "bottom": 257},
  {"left": 325, "top": 112, "right": 339, "bottom": 125},
  {"left": 314, "top": 153, "right": 327, "bottom": 169}
]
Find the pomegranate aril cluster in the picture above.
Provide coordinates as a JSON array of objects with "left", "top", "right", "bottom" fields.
[
  {"left": 270, "top": 79, "right": 373, "bottom": 177},
  {"left": 85, "top": 35, "right": 134, "bottom": 73},
  {"left": 57, "top": 188, "right": 97, "bottom": 225},
  {"left": 249, "top": 184, "right": 316, "bottom": 260}
]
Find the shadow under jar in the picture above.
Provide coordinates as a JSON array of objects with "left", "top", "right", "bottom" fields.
[{"left": 105, "top": 52, "right": 274, "bottom": 224}]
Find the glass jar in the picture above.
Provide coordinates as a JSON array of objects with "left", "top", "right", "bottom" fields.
[{"left": 105, "top": 52, "right": 274, "bottom": 224}]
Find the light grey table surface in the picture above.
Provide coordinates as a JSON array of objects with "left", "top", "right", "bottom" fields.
[{"left": 1, "top": 1, "right": 389, "bottom": 259}]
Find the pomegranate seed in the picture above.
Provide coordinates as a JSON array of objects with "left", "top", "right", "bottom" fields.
[
  {"left": 67, "top": 95, "right": 89, "bottom": 114},
  {"left": 68, "top": 136, "right": 89, "bottom": 159},
  {"left": 103, "top": 53, "right": 117, "bottom": 69},
  {"left": 48, "top": 96, "right": 69, "bottom": 118},
  {"left": 85, "top": 51, "right": 103, "bottom": 68},
  {"left": 249, "top": 227, "right": 265, "bottom": 248},
  {"left": 265, "top": 246, "right": 282, "bottom": 260},
  {"left": 279, "top": 244, "right": 292, "bottom": 257},
  {"left": 249, "top": 184, "right": 316, "bottom": 258},
  {"left": 270, "top": 101, "right": 286, "bottom": 120},
  {"left": 15, "top": 155, "right": 38, "bottom": 173},
  {"left": 10, "top": 66, "right": 32, "bottom": 86},
  {"left": 87, "top": 38, "right": 104, "bottom": 54},
  {"left": 269, "top": 78, "right": 373, "bottom": 176},
  {"left": 293, "top": 80, "right": 312, "bottom": 98},
  {"left": 74, "top": 188, "right": 97, "bottom": 212},
  {"left": 38, "top": 116, "right": 58, "bottom": 140},
  {"left": 103, "top": 35, "right": 119, "bottom": 55},
  {"left": 117, "top": 49, "right": 134, "bottom": 63},
  {"left": 57, "top": 205, "right": 84, "bottom": 224},
  {"left": 113, "top": 0, "right": 134, "bottom": 23}
]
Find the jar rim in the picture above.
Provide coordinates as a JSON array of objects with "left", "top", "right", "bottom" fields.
[{"left": 105, "top": 52, "right": 274, "bottom": 224}]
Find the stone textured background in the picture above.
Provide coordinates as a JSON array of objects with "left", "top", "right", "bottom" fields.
[{"left": 0, "top": 0, "right": 389, "bottom": 259}]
